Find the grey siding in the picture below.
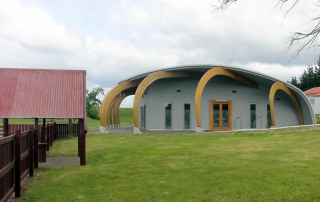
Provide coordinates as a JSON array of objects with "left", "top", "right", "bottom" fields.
[{"left": 140, "top": 76, "right": 304, "bottom": 130}]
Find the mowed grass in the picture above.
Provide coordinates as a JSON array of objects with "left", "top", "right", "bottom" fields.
[{"left": 20, "top": 125, "right": 320, "bottom": 201}]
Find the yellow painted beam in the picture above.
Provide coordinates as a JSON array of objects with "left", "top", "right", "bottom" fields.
[
  {"left": 133, "top": 71, "right": 190, "bottom": 128},
  {"left": 195, "top": 67, "right": 259, "bottom": 127},
  {"left": 110, "top": 95, "right": 122, "bottom": 126},
  {"left": 100, "top": 80, "right": 140, "bottom": 127},
  {"left": 269, "top": 81, "right": 304, "bottom": 126}
]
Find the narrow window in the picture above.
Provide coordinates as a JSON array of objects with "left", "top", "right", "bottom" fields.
[
  {"left": 184, "top": 103, "right": 190, "bottom": 129},
  {"left": 267, "top": 104, "right": 271, "bottom": 128},
  {"left": 250, "top": 104, "right": 256, "bottom": 128},
  {"left": 165, "top": 103, "right": 172, "bottom": 129},
  {"left": 140, "top": 105, "right": 146, "bottom": 129}
]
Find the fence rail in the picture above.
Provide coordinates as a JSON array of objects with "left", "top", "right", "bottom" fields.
[
  {"left": 0, "top": 127, "right": 34, "bottom": 202},
  {"left": 55, "top": 124, "right": 79, "bottom": 139},
  {"left": 0, "top": 122, "right": 81, "bottom": 202}
]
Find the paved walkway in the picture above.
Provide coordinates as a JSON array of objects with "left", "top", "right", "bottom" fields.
[
  {"left": 39, "top": 156, "right": 80, "bottom": 168},
  {"left": 107, "top": 126, "right": 195, "bottom": 134}
]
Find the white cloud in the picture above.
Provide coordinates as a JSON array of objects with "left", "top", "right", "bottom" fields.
[
  {"left": 0, "top": 0, "right": 82, "bottom": 53},
  {"left": 0, "top": 0, "right": 318, "bottom": 110}
]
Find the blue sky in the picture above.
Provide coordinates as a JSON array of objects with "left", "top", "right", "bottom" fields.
[{"left": 0, "top": 0, "right": 318, "bottom": 107}]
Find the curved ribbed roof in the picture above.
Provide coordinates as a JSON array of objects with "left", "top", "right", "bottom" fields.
[{"left": 119, "top": 64, "right": 316, "bottom": 124}]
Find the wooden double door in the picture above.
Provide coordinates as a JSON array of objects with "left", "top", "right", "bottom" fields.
[{"left": 209, "top": 100, "right": 232, "bottom": 130}]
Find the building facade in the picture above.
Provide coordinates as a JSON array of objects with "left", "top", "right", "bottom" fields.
[{"left": 100, "top": 65, "right": 316, "bottom": 133}]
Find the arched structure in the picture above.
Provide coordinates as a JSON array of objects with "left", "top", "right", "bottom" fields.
[
  {"left": 269, "top": 81, "right": 304, "bottom": 126},
  {"left": 133, "top": 71, "right": 191, "bottom": 128},
  {"left": 194, "top": 67, "right": 259, "bottom": 128},
  {"left": 100, "top": 80, "right": 140, "bottom": 127},
  {"left": 100, "top": 65, "right": 315, "bottom": 133}
]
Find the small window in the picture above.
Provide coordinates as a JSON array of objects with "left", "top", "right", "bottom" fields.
[
  {"left": 250, "top": 104, "right": 256, "bottom": 128},
  {"left": 310, "top": 99, "right": 315, "bottom": 104}
]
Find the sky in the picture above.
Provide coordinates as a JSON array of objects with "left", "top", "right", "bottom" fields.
[{"left": 0, "top": 0, "right": 319, "bottom": 107}]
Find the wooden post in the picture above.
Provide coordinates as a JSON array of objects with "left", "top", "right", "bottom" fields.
[
  {"left": 35, "top": 118, "right": 39, "bottom": 142},
  {"left": 79, "top": 118, "right": 86, "bottom": 165},
  {"left": 3, "top": 118, "right": 8, "bottom": 137},
  {"left": 38, "top": 127, "right": 47, "bottom": 162},
  {"left": 34, "top": 124, "right": 39, "bottom": 169},
  {"left": 29, "top": 127, "right": 34, "bottom": 177},
  {"left": 68, "top": 118, "right": 72, "bottom": 137},
  {"left": 46, "top": 123, "right": 49, "bottom": 151},
  {"left": 78, "top": 122, "right": 80, "bottom": 157},
  {"left": 15, "top": 129, "right": 21, "bottom": 197},
  {"left": 50, "top": 123, "right": 53, "bottom": 146},
  {"left": 53, "top": 122, "right": 56, "bottom": 141}
]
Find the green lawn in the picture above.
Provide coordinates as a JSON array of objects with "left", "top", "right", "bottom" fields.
[{"left": 19, "top": 125, "right": 320, "bottom": 201}]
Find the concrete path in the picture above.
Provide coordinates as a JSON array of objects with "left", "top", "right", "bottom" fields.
[
  {"left": 39, "top": 156, "right": 80, "bottom": 168},
  {"left": 107, "top": 126, "right": 195, "bottom": 134}
]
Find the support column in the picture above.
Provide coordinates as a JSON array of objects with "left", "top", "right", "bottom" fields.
[
  {"left": 79, "top": 118, "right": 86, "bottom": 165},
  {"left": 3, "top": 118, "right": 8, "bottom": 137}
]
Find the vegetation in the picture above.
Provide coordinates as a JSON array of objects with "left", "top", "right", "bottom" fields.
[
  {"left": 288, "top": 58, "right": 320, "bottom": 91},
  {"left": 17, "top": 125, "right": 320, "bottom": 201},
  {"left": 119, "top": 108, "right": 134, "bottom": 126},
  {"left": 86, "top": 87, "right": 104, "bottom": 120}
]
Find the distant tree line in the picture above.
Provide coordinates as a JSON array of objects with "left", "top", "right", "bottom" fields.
[
  {"left": 86, "top": 87, "right": 104, "bottom": 120},
  {"left": 288, "top": 58, "right": 320, "bottom": 91}
]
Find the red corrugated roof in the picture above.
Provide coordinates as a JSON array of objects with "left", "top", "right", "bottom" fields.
[
  {"left": 304, "top": 87, "right": 320, "bottom": 95},
  {"left": 0, "top": 68, "right": 86, "bottom": 119}
]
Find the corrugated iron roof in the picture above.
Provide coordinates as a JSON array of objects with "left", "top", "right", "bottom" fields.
[
  {"left": 0, "top": 68, "right": 86, "bottom": 119},
  {"left": 304, "top": 87, "right": 320, "bottom": 95}
]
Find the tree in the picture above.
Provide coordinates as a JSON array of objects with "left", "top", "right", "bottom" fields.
[
  {"left": 86, "top": 87, "right": 104, "bottom": 120},
  {"left": 212, "top": 0, "right": 320, "bottom": 59},
  {"left": 288, "top": 56, "right": 320, "bottom": 91}
]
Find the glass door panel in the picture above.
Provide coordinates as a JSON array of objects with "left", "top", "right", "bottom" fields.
[
  {"left": 213, "top": 104, "right": 220, "bottom": 127},
  {"left": 222, "top": 104, "right": 229, "bottom": 127},
  {"left": 210, "top": 101, "right": 232, "bottom": 130}
]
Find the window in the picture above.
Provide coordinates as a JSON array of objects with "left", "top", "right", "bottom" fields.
[
  {"left": 184, "top": 103, "right": 190, "bottom": 129},
  {"left": 250, "top": 104, "right": 256, "bottom": 128},
  {"left": 310, "top": 99, "right": 315, "bottom": 104},
  {"left": 165, "top": 103, "right": 172, "bottom": 129},
  {"left": 267, "top": 104, "right": 271, "bottom": 128}
]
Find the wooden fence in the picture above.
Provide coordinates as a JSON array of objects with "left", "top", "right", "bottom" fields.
[
  {"left": 0, "top": 128, "right": 34, "bottom": 202},
  {"left": 54, "top": 124, "right": 78, "bottom": 140},
  {"left": 0, "top": 122, "right": 80, "bottom": 202}
]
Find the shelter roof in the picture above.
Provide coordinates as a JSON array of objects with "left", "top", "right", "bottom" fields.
[
  {"left": 304, "top": 87, "right": 320, "bottom": 96},
  {"left": 0, "top": 68, "right": 86, "bottom": 119}
]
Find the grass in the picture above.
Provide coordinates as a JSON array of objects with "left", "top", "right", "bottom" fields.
[{"left": 19, "top": 125, "right": 320, "bottom": 201}]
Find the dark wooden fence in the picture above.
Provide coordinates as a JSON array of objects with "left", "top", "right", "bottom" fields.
[
  {"left": 0, "top": 123, "right": 80, "bottom": 202},
  {"left": 0, "top": 126, "right": 3, "bottom": 136},
  {"left": 0, "top": 127, "right": 34, "bottom": 202},
  {"left": 54, "top": 124, "right": 79, "bottom": 140}
]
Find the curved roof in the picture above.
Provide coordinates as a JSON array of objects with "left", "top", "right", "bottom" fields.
[{"left": 119, "top": 64, "right": 316, "bottom": 124}]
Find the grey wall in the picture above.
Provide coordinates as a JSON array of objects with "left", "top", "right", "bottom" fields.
[{"left": 140, "top": 76, "right": 303, "bottom": 130}]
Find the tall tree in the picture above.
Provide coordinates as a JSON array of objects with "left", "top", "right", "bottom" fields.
[
  {"left": 86, "top": 87, "right": 104, "bottom": 120},
  {"left": 212, "top": 0, "right": 320, "bottom": 59},
  {"left": 288, "top": 57, "right": 320, "bottom": 91}
]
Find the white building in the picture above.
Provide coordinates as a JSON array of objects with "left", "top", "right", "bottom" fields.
[{"left": 304, "top": 87, "right": 320, "bottom": 115}]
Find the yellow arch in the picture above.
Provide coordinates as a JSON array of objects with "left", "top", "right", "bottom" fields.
[
  {"left": 133, "top": 71, "right": 191, "bottom": 128},
  {"left": 110, "top": 95, "right": 122, "bottom": 126},
  {"left": 195, "top": 67, "right": 259, "bottom": 127},
  {"left": 269, "top": 81, "right": 304, "bottom": 126},
  {"left": 100, "top": 80, "right": 140, "bottom": 127}
]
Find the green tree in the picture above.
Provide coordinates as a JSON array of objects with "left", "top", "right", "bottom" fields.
[
  {"left": 288, "top": 57, "right": 320, "bottom": 91},
  {"left": 86, "top": 87, "right": 104, "bottom": 120}
]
